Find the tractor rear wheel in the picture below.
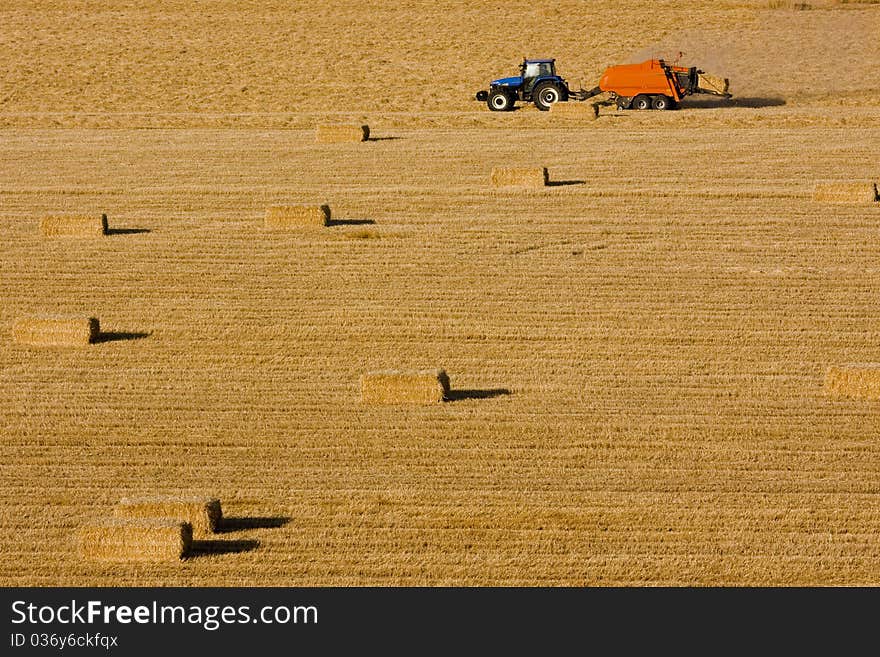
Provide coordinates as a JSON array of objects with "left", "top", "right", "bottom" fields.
[
  {"left": 533, "top": 82, "right": 563, "bottom": 111},
  {"left": 633, "top": 94, "right": 652, "bottom": 110},
  {"left": 651, "top": 95, "right": 673, "bottom": 110},
  {"left": 487, "top": 90, "right": 514, "bottom": 112}
]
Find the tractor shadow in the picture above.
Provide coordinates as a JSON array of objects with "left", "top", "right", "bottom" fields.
[
  {"left": 367, "top": 137, "right": 403, "bottom": 141},
  {"left": 327, "top": 219, "right": 376, "bottom": 227},
  {"left": 547, "top": 180, "right": 585, "bottom": 187},
  {"left": 217, "top": 516, "right": 291, "bottom": 533},
  {"left": 106, "top": 228, "right": 152, "bottom": 236},
  {"left": 93, "top": 331, "right": 152, "bottom": 343},
  {"left": 446, "top": 388, "right": 511, "bottom": 402},
  {"left": 189, "top": 539, "right": 260, "bottom": 557}
]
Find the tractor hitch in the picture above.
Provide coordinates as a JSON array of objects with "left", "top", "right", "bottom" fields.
[{"left": 568, "top": 86, "right": 603, "bottom": 102}]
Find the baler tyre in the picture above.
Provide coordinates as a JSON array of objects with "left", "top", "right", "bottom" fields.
[
  {"left": 533, "top": 82, "right": 563, "bottom": 111},
  {"left": 487, "top": 90, "right": 514, "bottom": 112},
  {"left": 633, "top": 94, "right": 652, "bottom": 110},
  {"left": 652, "top": 95, "right": 673, "bottom": 110}
]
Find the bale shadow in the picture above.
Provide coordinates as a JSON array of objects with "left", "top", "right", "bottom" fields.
[
  {"left": 106, "top": 228, "right": 152, "bottom": 236},
  {"left": 217, "top": 516, "right": 291, "bottom": 533},
  {"left": 189, "top": 539, "right": 260, "bottom": 557},
  {"left": 547, "top": 180, "right": 586, "bottom": 187},
  {"left": 366, "top": 137, "right": 402, "bottom": 141},
  {"left": 93, "top": 331, "right": 151, "bottom": 343},
  {"left": 446, "top": 388, "right": 511, "bottom": 402},
  {"left": 686, "top": 96, "right": 786, "bottom": 108},
  {"left": 327, "top": 219, "right": 376, "bottom": 227}
]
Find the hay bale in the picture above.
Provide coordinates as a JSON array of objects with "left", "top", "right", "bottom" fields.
[
  {"left": 550, "top": 101, "right": 599, "bottom": 120},
  {"left": 40, "top": 214, "right": 108, "bottom": 237},
  {"left": 362, "top": 369, "right": 450, "bottom": 404},
  {"left": 697, "top": 73, "right": 729, "bottom": 96},
  {"left": 315, "top": 124, "right": 370, "bottom": 143},
  {"left": 114, "top": 496, "right": 222, "bottom": 536},
  {"left": 78, "top": 518, "right": 192, "bottom": 562},
  {"left": 812, "top": 182, "right": 879, "bottom": 203},
  {"left": 12, "top": 316, "right": 100, "bottom": 346},
  {"left": 264, "top": 205, "right": 330, "bottom": 228},
  {"left": 824, "top": 364, "right": 880, "bottom": 400},
  {"left": 491, "top": 167, "right": 549, "bottom": 189}
]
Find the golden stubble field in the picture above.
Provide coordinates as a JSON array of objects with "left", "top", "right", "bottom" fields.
[{"left": 0, "top": 1, "right": 879, "bottom": 585}]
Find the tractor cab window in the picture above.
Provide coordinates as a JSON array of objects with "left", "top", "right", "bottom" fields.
[{"left": 523, "top": 62, "right": 553, "bottom": 80}]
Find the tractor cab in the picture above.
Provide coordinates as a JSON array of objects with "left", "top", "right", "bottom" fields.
[{"left": 520, "top": 59, "right": 557, "bottom": 93}]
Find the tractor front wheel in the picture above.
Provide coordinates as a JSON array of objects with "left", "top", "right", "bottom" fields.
[
  {"left": 533, "top": 82, "right": 563, "bottom": 111},
  {"left": 633, "top": 94, "right": 652, "bottom": 110},
  {"left": 488, "top": 90, "right": 515, "bottom": 112}
]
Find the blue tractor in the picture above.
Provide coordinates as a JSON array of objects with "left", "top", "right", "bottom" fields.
[{"left": 475, "top": 58, "right": 585, "bottom": 111}]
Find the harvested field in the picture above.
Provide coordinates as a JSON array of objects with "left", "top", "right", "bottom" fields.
[
  {"left": 115, "top": 497, "right": 222, "bottom": 536},
  {"left": 12, "top": 317, "right": 100, "bottom": 347},
  {"left": 78, "top": 519, "right": 192, "bottom": 562},
  {"left": 550, "top": 102, "right": 599, "bottom": 120},
  {"left": 362, "top": 369, "right": 450, "bottom": 405},
  {"left": 40, "top": 214, "right": 108, "bottom": 237},
  {"left": 1, "top": 0, "right": 880, "bottom": 587},
  {"left": 316, "top": 124, "right": 370, "bottom": 143}
]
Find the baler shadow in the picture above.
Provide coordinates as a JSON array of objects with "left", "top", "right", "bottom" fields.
[
  {"left": 687, "top": 96, "right": 786, "bottom": 108},
  {"left": 367, "top": 137, "right": 402, "bottom": 141},
  {"left": 217, "top": 516, "right": 291, "bottom": 533},
  {"left": 189, "top": 539, "right": 260, "bottom": 557},
  {"left": 446, "top": 388, "right": 511, "bottom": 402}
]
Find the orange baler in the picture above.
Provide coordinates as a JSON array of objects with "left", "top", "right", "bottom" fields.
[{"left": 577, "top": 58, "right": 730, "bottom": 110}]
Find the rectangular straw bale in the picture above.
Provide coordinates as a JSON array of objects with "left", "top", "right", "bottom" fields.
[
  {"left": 12, "top": 316, "right": 100, "bottom": 346},
  {"left": 550, "top": 101, "right": 599, "bottom": 120},
  {"left": 40, "top": 214, "right": 108, "bottom": 237},
  {"left": 78, "top": 518, "right": 192, "bottom": 562},
  {"left": 264, "top": 205, "right": 330, "bottom": 228},
  {"left": 115, "top": 496, "right": 222, "bottom": 536},
  {"left": 812, "top": 182, "right": 879, "bottom": 203},
  {"left": 824, "top": 365, "right": 880, "bottom": 400},
  {"left": 697, "top": 73, "right": 729, "bottom": 95},
  {"left": 315, "top": 124, "right": 370, "bottom": 143},
  {"left": 362, "top": 369, "right": 450, "bottom": 404},
  {"left": 491, "top": 167, "right": 549, "bottom": 189}
]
